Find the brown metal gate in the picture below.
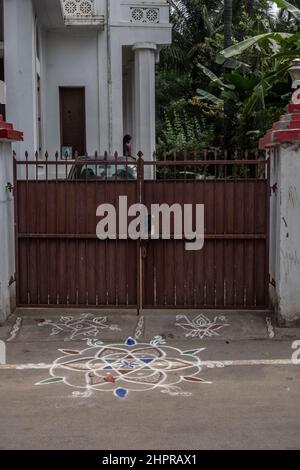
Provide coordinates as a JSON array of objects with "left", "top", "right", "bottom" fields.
[{"left": 14, "top": 150, "right": 270, "bottom": 310}]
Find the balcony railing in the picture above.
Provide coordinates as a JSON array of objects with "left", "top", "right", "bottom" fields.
[{"left": 60, "top": 0, "right": 104, "bottom": 27}]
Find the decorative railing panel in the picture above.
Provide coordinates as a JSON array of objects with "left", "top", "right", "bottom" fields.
[
  {"left": 130, "top": 7, "right": 160, "bottom": 23},
  {"left": 62, "top": 0, "right": 95, "bottom": 17}
]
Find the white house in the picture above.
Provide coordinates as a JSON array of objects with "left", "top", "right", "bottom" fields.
[{"left": 3, "top": 0, "right": 172, "bottom": 160}]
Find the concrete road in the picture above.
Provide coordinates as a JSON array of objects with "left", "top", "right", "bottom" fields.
[{"left": 0, "top": 310, "right": 300, "bottom": 450}]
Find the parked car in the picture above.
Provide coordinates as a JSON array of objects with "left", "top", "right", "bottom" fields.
[{"left": 67, "top": 156, "right": 137, "bottom": 180}]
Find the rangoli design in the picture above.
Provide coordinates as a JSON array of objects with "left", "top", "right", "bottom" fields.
[
  {"left": 175, "top": 314, "right": 229, "bottom": 339},
  {"left": 35, "top": 337, "right": 224, "bottom": 399},
  {"left": 37, "top": 314, "right": 120, "bottom": 341},
  {"left": 7, "top": 317, "right": 22, "bottom": 342}
]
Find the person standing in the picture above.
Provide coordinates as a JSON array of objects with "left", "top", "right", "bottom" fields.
[{"left": 123, "top": 135, "right": 132, "bottom": 157}]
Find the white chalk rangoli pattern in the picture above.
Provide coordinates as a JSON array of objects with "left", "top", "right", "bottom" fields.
[
  {"left": 37, "top": 314, "right": 120, "bottom": 341},
  {"left": 266, "top": 317, "right": 275, "bottom": 339},
  {"left": 175, "top": 314, "right": 229, "bottom": 339},
  {"left": 35, "top": 337, "right": 226, "bottom": 399},
  {"left": 134, "top": 316, "right": 145, "bottom": 340},
  {"left": 7, "top": 317, "right": 22, "bottom": 342}
]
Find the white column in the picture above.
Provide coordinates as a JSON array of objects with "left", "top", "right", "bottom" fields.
[
  {"left": 261, "top": 102, "right": 300, "bottom": 325},
  {"left": 133, "top": 43, "right": 157, "bottom": 178},
  {"left": 123, "top": 70, "right": 129, "bottom": 136},
  {"left": 123, "top": 61, "right": 134, "bottom": 137},
  {"left": 270, "top": 143, "right": 300, "bottom": 325},
  {"left": 131, "top": 59, "right": 136, "bottom": 147},
  {"left": 4, "top": 0, "right": 36, "bottom": 157},
  {"left": 0, "top": 142, "right": 15, "bottom": 321},
  {"left": 109, "top": 37, "right": 123, "bottom": 155},
  {"left": 0, "top": 116, "right": 22, "bottom": 321},
  {"left": 98, "top": 28, "right": 109, "bottom": 154}
]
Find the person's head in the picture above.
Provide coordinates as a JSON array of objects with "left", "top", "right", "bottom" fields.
[
  {"left": 123, "top": 135, "right": 132, "bottom": 155},
  {"left": 123, "top": 134, "right": 132, "bottom": 145}
]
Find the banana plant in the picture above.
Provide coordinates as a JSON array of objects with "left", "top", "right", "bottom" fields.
[
  {"left": 211, "top": 1, "right": 300, "bottom": 116},
  {"left": 274, "top": 0, "right": 300, "bottom": 20}
]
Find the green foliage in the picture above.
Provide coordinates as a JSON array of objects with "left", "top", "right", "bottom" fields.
[
  {"left": 217, "top": 32, "right": 292, "bottom": 60},
  {"left": 274, "top": 0, "right": 300, "bottom": 19},
  {"left": 156, "top": 0, "right": 300, "bottom": 151},
  {"left": 156, "top": 110, "right": 214, "bottom": 157}
]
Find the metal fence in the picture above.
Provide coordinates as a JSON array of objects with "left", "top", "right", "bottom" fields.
[{"left": 14, "top": 150, "right": 270, "bottom": 310}]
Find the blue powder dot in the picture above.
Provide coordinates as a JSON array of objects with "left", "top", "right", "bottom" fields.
[
  {"left": 126, "top": 338, "right": 136, "bottom": 346},
  {"left": 115, "top": 388, "right": 128, "bottom": 399}
]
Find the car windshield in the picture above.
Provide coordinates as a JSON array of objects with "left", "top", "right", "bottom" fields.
[{"left": 71, "top": 162, "right": 137, "bottom": 180}]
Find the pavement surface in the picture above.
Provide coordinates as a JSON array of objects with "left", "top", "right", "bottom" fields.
[{"left": 0, "top": 309, "right": 300, "bottom": 450}]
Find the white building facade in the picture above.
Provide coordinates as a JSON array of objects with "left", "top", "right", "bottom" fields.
[{"left": 3, "top": 0, "right": 172, "bottom": 160}]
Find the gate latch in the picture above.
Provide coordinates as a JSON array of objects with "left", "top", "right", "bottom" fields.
[
  {"left": 6, "top": 182, "right": 14, "bottom": 193},
  {"left": 8, "top": 274, "right": 16, "bottom": 287},
  {"left": 270, "top": 183, "right": 277, "bottom": 195}
]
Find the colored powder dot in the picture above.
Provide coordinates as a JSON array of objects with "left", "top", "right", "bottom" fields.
[
  {"left": 115, "top": 388, "right": 128, "bottom": 399},
  {"left": 126, "top": 338, "right": 136, "bottom": 346}
]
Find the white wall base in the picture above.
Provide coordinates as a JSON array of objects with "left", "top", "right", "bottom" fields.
[
  {"left": 0, "top": 143, "right": 16, "bottom": 322},
  {"left": 269, "top": 143, "right": 300, "bottom": 325}
]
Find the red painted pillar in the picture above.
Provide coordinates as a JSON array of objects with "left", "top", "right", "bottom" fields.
[
  {"left": 0, "top": 115, "right": 23, "bottom": 321},
  {"left": 260, "top": 103, "right": 300, "bottom": 325}
]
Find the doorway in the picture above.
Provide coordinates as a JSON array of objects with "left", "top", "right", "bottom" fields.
[{"left": 59, "top": 87, "right": 86, "bottom": 157}]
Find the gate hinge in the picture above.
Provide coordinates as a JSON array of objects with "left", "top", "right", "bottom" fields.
[
  {"left": 269, "top": 277, "right": 276, "bottom": 288},
  {"left": 270, "top": 183, "right": 277, "bottom": 196},
  {"left": 8, "top": 274, "right": 16, "bottom": 287},
  {"left": 6, "top": 182, "right": 14, "bottom": 193}
]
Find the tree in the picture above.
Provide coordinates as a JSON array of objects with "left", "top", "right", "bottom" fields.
[
  {"left": 246, "top": 0, "right": 254, "bottom": 14},
  {"left": 156, "top": 0, "right": 300, "bottom": 153},
  {"left": 224, "top": 0, "right": 233, "bottom": 48}
]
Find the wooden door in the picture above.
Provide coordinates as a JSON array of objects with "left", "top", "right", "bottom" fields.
[{"left": 60, "top": 87, "right": 86, "bottom": 156}]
